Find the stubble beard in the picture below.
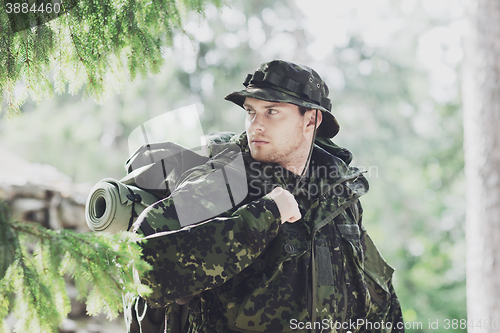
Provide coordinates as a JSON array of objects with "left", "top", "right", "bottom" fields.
[{"left": 249, "top": 124, "right": 307, "bottom": 173}]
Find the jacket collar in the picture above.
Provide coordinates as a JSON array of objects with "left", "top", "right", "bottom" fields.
[{"left": 231, "top": 131, "right": 362, "bottom": 184}]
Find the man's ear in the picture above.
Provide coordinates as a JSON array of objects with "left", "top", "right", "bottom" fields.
[{"left": 306, "top": 109, "right": 323, "bottom": 131}]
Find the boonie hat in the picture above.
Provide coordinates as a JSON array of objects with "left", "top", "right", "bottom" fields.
[{"left": 225, "top": 60, "right": 340, "bottom": 138}]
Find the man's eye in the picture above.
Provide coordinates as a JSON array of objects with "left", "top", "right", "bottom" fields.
[
  {"left": 268, "top": 109, "right": 278, "bottom": 115},
  {"left": 246, "top": 109, "right": 255, "bottom": 115}
]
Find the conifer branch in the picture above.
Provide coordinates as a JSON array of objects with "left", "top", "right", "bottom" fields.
[
  {"left": 0, "top": 201, "right": 152, "bottom": 332},
  {"left": 0, "top": 0, "right": 225, "bottom": 116}
]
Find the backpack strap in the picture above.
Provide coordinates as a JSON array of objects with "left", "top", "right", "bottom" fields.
[{"left": 310, "top": 194, "right": 363, "bottom": 333}]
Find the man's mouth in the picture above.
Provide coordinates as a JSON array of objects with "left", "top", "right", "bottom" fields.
[{"left": 251, "top": 139, "right": 269, "bottom": 146}]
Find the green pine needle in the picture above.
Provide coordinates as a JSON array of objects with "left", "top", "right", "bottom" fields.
[
  {"left": 0, "top": 0, "right": 225, "bottom": 117},
  {"left": 0, "top": 201, "right": 152, "bottom": 332}
]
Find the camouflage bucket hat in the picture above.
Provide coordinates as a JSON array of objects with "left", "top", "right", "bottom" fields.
[{"left": 225, "top": 60, "right": 340, "bottom": 138}]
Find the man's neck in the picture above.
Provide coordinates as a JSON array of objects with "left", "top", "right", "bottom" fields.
[{"left": 278, "top": 150, "right": 311, "bottom": 176}]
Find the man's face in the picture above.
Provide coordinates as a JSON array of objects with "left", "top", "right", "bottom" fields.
[{"left": 244, "top": 97, "right": 309, "bottom": 169}]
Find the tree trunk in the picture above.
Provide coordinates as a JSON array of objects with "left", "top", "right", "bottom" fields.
[{"left": 463, "top": 0, "right": 500, "bottom": 331}]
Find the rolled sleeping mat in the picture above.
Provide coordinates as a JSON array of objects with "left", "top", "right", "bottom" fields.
[{"left": 85, "top": 178, "right": 159, "bottom": 233}]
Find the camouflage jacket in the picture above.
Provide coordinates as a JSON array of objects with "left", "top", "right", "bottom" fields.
[{"left": 132, "top": 132, "right": 404, "bottom": 333}]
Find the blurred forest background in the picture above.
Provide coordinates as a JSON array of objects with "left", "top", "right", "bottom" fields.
[{"left": 0, "top": 0, "right": 466, "bottom": 331}]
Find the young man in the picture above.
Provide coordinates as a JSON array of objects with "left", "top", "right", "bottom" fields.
[{"left": 131, "top": 60, "right": 404, "bottom": 332}]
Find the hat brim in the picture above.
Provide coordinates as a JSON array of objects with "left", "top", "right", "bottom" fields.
[{"left": 225, "top": 86, "right": 340, "bottom": 138}]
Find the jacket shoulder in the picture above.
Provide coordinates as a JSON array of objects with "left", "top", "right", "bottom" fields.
[{"left": 314, "top": 137, "right": 353, "bottom": 165}]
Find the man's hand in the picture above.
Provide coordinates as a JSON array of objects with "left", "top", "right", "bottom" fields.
[{"left": 267, "top": 187, "right": 301, "bottom": 223}]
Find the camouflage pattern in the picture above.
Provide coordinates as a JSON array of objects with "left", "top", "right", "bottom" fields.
[
  {"left": 225, "top": 60, "right": 340, "bottom": 138},
  {"left": 131, "top": 132, "right": 404, "bottom": 333}
]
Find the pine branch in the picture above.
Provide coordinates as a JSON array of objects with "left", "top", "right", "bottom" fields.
[
  {"left": 0, "top": 0, "right": 226, "bottom": 117},
  {"left": 0, "top": 201, "right": 152, "bottom": 332}
]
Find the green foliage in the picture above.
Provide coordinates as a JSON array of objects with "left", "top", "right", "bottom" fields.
[
  {"left": 328, "top": 32, "right": 465, "bottom": 330},
  {"left": 0, "top": 201, "right": 151, "bottom": 333},
  {"left": 0, "top": 0, "right": 224, "bottom": 117},
  {"left": 0, "top": 203, "right": 16, "bottom": 281}
]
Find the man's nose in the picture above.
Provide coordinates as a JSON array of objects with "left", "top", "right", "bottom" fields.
[{"left": 249, "top": 113, "right": 265, "bottom": 132}]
